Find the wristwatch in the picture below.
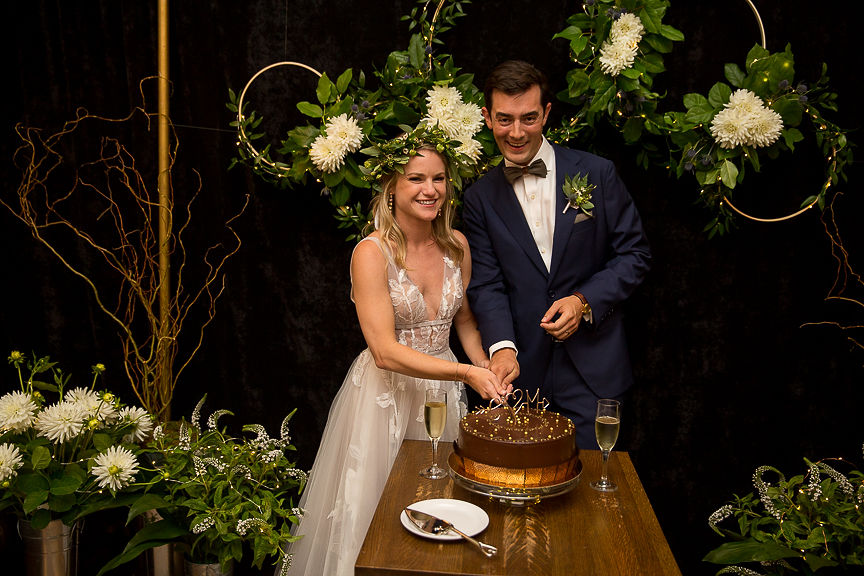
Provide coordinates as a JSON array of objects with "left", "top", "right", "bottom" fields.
[{"left": 573, "top": 292, "right": 592, "bottom": 317}]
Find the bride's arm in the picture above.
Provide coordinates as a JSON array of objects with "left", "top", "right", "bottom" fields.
[{"left": 352, "top": 237, "right": 505, "bottom": 399}]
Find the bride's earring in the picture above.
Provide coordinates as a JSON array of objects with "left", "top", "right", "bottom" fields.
[{"left": 387, "top": 192, "right": 393, "bottom": 212}]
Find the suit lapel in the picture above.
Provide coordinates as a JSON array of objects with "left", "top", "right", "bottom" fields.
[
  {"left": 486, "top": 166, "right": 549, "bottom": 277},
  {"left": 550, "top": 146, "right": 584, "bottom": 278}
]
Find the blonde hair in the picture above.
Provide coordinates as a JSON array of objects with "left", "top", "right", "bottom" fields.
[{"left": 365, "top": 146, "right": 464, "bottom": 269}]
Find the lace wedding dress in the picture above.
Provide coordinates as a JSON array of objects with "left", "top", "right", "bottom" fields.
[{"left": 286, "top": 236, "right": 468, "bottom": 576}]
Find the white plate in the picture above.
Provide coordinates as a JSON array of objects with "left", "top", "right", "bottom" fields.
[{"left": 400, "top": 498, "right": 489, "bottom": 541}]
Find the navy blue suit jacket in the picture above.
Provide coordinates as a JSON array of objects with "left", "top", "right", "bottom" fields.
[{"left": 463, "top": 144, "right": 651, "bottom": 400}]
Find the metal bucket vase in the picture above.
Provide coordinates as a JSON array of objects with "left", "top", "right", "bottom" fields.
[
  {"left": 184, "top": 560, "right": 234, "bottom": 576},
  {"left": 138, "top": 510, "right": 185, "bottom": 576},
  {"left": 18, "top": 519, "right": 79, "bottom": 576}
]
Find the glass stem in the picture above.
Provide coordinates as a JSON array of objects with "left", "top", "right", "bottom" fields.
[
  {"left": 430, "top": 437, "right": 439, "bottom": 468},
  {"left": 600, "top": 449, "right": 610, "bottom": 483}
]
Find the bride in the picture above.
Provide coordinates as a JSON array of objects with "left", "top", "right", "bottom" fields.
[{"left": 286, "top": 127, "right": 511, "bottom": 576}]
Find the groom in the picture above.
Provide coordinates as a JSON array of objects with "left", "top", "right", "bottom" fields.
[{"left": 462, "top": 60, "right": 651, "bottom": 449}]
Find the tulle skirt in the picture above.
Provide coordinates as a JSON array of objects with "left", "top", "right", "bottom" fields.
[{"left": 285, "top": 348, "right": 467, "bottom": 576}]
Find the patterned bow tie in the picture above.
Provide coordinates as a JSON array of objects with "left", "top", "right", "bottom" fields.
[{"left": 503, "top": 158, "right": 548, "bottom": 184}]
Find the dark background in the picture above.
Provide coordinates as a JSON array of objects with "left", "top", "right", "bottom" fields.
[{"left": 2, "top": 1, "right": 863, "bottom": 575}]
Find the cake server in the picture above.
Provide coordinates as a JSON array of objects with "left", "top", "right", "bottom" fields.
[{"left": 404, "top": 508, "right": 498, "bottom": 557}]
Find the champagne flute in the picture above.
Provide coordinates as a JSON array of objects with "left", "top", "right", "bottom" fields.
[
  {"left": 590, "top": 398, "right": 620, "bottom": 492},
  {"left": 420, "top": 388, "right": 448, "bottom": 479}
]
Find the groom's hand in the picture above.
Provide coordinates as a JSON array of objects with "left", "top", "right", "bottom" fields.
[
  {"left": 540, "top": 295, "right": 583, "bottom": 340},
  {"left": 490, "top": 348, "right": 519, "bottom": 392}
]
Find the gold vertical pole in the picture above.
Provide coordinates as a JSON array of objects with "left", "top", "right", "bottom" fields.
[{"left": 157, "top": 0, "right": 172, "bottom": 420}]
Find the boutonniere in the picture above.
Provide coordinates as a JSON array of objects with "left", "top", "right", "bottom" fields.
[{"left": 562, "top": 173, "right": 596, "bottom": 221}]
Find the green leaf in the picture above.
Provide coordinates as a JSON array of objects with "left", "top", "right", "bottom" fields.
[
  {"left": 335, "top": 68, "right": 353, "bottom": 94},
  {"left": 724, "top": 63, "right": 746, "bottom": 88},
  {"left": 407, "top": 33, "right": 425, "bottom": 69},
  {"left": 682, "top": 93, "right": 708, "bottom": 111},
  {"left": 708, "top": 82, "right": 732, "bottom": 109},
  {"left": 659, "top": 24, "right": 684, "bottom": 42},
  {"left": 31, "top": 445, "right": 51, "bottom": 470},
  {"left": 703, "top": 540, "right": 802, "bottom": 564},
  {"left": 720, "top": 160, "right": 738, "bottom": 189},
  {"left": 296, "top": 101, "right": 324, "bottom": 119},
  {"left": 565, "top": 68, "right": 590, "bottom": 98},
  {"left": 93, "top": 432, "right": 113, "bottom": 452},
  {"left": 96, "top": 519, "right": 189, "bottom": 576},
  {"left": 622, "top": 117, "right": 644, "bottom": 144},
  {"left": 23, "top": 490, "right": 49, "bottom": 514},
  {"left": 48, "top": 492, "right": 75, "bottom": 513},
  {"left": 552, "top": 25, "right": 582, "bottom": 42},
  {"left": 126, "top": 494, "right": 172, "bottom": 524},
  {"left": 49, "top": 474, "right": 83, "bottom": 496},
  {"left": 392, "top": 101, "right": 420, "bottom": 125},
  {"left": 29, "top": 508, "right": 53, "bottom": 530},
  {"left": 316, "top": 73, "right": 335, "bottom": 105},
  {"left": 17, "top": 472, "right": 50, "bottom": 493}
]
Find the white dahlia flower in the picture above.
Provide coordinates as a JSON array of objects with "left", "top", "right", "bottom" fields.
[
  {"left": 599, "top": 41, "right": 637, "bottom": 77},
  {"left": 309, "top": 134, "right": 346, "bottom": 173},
  {"left": 65, "top": 387, "right": 119, "bottom": 425},
  {"left": 456, "top": 137, "right": 483, "bottom": 162},
  {"left": 0, "top": 443, "right": 24, "bottom": 482},
  {"left": 118, "top": 406, "right": 154, "bottom": 443},
  {"left": 91, "top": 445, "right": 139, "bottom": 491},
  {"left": 0, "top": 391, "right": 39, "bottom": 432},
  {"left": 599, "top": 12, "right": 645, "bottom": 77},
  {"left": 35, "top": 402, "right": 87, "bottom": 444},
  {"left": 425, "top": 85, "right": 462, "bottom": 118},
  {"left": 610, "top": 12, "right": 645, "bottom": 45},
  {"left": 326, "top": 114, "right": 364, "bottom": 155},
  {"left": 710, "top": 89, "right": 783, "bottom": 149}
]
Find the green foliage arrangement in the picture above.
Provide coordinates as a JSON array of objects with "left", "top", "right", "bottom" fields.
[
  {"left": 705, "top": 451, "right": 864, "bottom": 575},
  {"left": 550, "top": 0, "right": 684, "bottom": 146},
  {"left": 228, "top": 0, "right": 493, "bottom": 240},
  {"left": 0, "top": 351, "right": 154, "bottom": 529},
  {"left": 99, "top": 395, "right": 306, "bottom": 575},
  {"left": 665, "top": 44, "right": 852, "bottom": 236}
]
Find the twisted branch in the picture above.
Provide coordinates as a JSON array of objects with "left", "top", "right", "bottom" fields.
[{"left": 2, "top": 79, "right": 248, "bottom": 420}]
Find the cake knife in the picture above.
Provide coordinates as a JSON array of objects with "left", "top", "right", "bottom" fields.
[{"left": 404, "top": 508, "right": 498, "bottom": 557}]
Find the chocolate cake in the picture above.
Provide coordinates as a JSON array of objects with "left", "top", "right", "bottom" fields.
[{"left": 451, "top": 405, "right": 579, "bottom": 488}]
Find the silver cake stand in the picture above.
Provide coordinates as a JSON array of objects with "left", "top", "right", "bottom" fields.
[{"left": 448, "top": 453, "right": 582, "bottom": 506}]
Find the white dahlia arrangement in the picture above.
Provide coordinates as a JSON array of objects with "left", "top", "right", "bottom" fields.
[
  {"left": 309, "top": 112, "right": 364, "bottom": 173},
  {"left": 710, "top": 88, "right": 784, "bottom": 149},
  {"left": 598, "top": 12, "right": 645, "bottom": 77},
  {"left": 0, "top": 351, "right": 155, "bottom": 529},
  {"left": 421, "top": 85, "right": 484, "bottom": 162}
]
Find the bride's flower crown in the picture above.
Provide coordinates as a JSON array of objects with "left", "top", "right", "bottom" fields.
[
  {"left": 359, "top": 122, "right": 478, "bottom": 190},
  {"left": 358, "top": 84, "right": 485, "bottom": 191}
]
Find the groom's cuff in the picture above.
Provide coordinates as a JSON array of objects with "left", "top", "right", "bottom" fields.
[{"left": 489, "top": 340, "right": 518, "bottom": 357}]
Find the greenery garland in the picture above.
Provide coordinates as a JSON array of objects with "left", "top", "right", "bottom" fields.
[
  {"left": 549, "top": 0, "right": 684, "bottom": 149},
  {"left": 227, "top": 0, "right": 494, "bottom": 240},
  {"left": 229, "top": 0, "right": 852, "bottom": 239},
  {"left": 548, "top": 0, "right": 852, "bottom": 236},
  {"left": 666, "top": 44, "right": 852, "bottom": 236}
]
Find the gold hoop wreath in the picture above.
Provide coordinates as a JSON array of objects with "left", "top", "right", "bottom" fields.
[
  {"left": 230, "top": 0, "right": 851, "bottom": 236},
  {"left": 236, "top": 61, "right": 323, "bottom": 177},
  {"left": 720, "top": 0, "right": 817, "bottom": 223}
]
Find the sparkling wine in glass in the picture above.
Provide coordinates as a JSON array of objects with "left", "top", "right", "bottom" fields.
[
  {"left": 420, "top": 388, "right": 448, "bottom": 479},
  {"left": 590, "top": 398, "right": 620, "bottom": 492}
]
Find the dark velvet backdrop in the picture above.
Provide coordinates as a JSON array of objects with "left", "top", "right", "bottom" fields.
[{"left": 2, "top": 1, "right": 863, "bottom": 575}]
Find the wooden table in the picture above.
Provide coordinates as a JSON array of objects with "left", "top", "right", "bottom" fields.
[{"left": 355, "top": 440, "right": 681, "bottom": 576}]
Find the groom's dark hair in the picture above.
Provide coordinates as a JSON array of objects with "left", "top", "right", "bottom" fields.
[{"left": 483, "top": 60, "right": 551, "bottom": 110}]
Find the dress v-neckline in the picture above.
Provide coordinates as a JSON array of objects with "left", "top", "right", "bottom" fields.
[{"left": 403, "top": 257, "right": 447, "bottom": 322}]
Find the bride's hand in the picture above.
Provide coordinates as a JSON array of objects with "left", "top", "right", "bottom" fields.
[{"left": 464, "top": 366, "right": 506, "bottom": 401}]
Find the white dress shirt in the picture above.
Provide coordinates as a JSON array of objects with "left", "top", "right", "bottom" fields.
[{"left": 489, "top": 138, "right": 557, "bottom": 358}]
